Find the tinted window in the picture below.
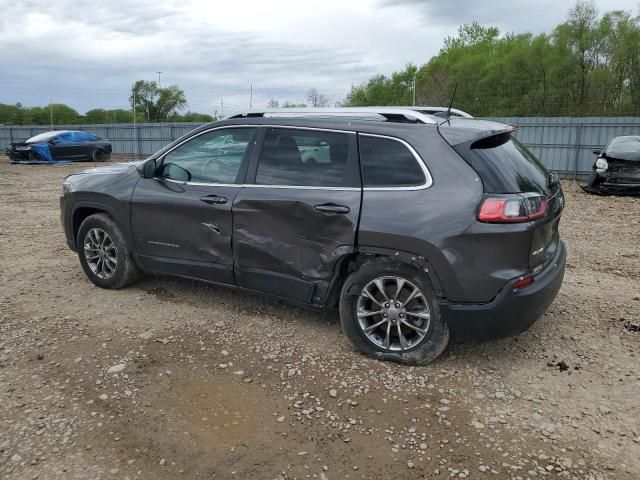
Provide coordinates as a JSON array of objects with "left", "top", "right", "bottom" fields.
[
  {"left": 160, "top": 128, "right": 255, "bottom": 183},
  {"left": 256, "top": 128, "right": 349, "bottom": 187},
  {"left": 359, "top": 135, "right": 426, "bottom": 187},
  {"left": 465, "top": 134, "right": 549, "bottom": 194}
]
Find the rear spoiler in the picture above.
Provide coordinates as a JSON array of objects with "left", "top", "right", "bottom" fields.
[{"left": 438, "top": 118, "right": 518, "bottom": 147}]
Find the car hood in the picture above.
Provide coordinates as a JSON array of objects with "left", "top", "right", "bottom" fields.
[{"left": 73, "top": 161, "right": 143, "bottom": 176}]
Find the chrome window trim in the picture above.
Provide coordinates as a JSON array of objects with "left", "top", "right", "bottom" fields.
[
  {"left": 162, "top": 178, "right": 239, "bottom": 188},
  {"left": 161, "top": 178, "right": 359, "bottom": 191},
  {"left": 359, "top": 133, "right": 433, "bottom": 191},
  {"left": 154, "top": 124, "right": 432, "bottom": 191},
  {"left": 243, "top": 184, "right": 360, "bottom": 191}
]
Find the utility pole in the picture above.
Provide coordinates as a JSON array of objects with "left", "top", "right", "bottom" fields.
[
  {"left": 49, "top": 98, "right": 53, "bottom": 129},
  {"left": 249, "top": 83, "right": 253, "bottom": 109},
  {"left": 412, "top": 75, "right": 417, "bottom": 106},
  {"left": 221, "top": 98, "right": 224, "bottom": 117},
  {"left": 133, "top": 91, "right": 138, "bottom": 159},
  {"left": 157, "top": 71, "right": 162, "bottom": 88}
]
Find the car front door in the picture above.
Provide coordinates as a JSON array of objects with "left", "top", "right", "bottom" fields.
[
  {"left": 130, "top": 126, "right": 257, "bottom": 284},
  {"left": 232, "top": 126, "right": 361, "bottom": 304},
  {"left": 49, "top": 132, "right": 77, "bottom": 160}
]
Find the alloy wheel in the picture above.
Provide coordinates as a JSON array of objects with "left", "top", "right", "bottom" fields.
[
  {"left": 83, "top": 228, "right": 118, "bottom": 279},
  {"left": 356, "top": 276, "right": 431, "bottom": 352}
]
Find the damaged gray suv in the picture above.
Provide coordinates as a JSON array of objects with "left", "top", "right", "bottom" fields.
[{"left": 60, "top": 108, "right": 566, "bottom": 364}]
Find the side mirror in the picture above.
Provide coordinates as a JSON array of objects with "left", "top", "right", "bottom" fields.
[
  {"left": 592, "top": 149, "right": 601, "bottom": 156},
  {"left": 50, "top": 139, "right": 59, "bottom": 145},
  {"left": 139, "top": 159, "right": 157, "bottom": 178}
]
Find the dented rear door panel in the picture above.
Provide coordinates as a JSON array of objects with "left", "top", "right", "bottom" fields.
[{"left": 232, "top": 187, "right": 360, "bottom": 304}]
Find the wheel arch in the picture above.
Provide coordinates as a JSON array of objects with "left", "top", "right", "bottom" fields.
[
  {"left": 72, "top": 202, "right": 117, "bottom": 248},
  {"left": 324, "top": 246, "right": 445, "bottom": 308}
]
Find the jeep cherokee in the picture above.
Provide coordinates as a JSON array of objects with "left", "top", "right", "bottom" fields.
[{"left": 60, "top": 107, "right": 566, "bottom": 364}]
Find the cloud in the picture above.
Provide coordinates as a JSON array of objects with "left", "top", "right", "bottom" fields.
[
  {"left": 379, "top": 0, "right": 639, "bottom": 33},
  {"left": 0, "top": 0, "right": 637, "bottom": 114}
]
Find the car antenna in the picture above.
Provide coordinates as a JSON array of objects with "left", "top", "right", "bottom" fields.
[{"left": 446, "top": 83, "right": 458, "bottom": 124}]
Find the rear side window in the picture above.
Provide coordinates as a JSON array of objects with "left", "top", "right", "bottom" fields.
[
  {"left": 255, "top": 128, "right": 349, "bottom": 187},
  {"left": 462, "top": 134, "right": 549, "bottom": 194},
  {"left": 359, "top": 135, "right": 426, "bottom": 187}
]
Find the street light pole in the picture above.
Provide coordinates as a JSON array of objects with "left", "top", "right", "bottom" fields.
[
  {"left": 157, "top": 71, "right": 162, "bottom": 88},
  {"left": 412, "top": 75, "right": 416, "bottom": 106},
  {"left": 133, "top": 91, "right": 139, "bottom": 159}
]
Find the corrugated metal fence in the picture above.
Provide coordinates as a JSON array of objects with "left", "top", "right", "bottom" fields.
[
  {"left": 490, "top": 117, "right": 640, "bottom": 177},
  {"left": 2, "top": 117, "right": 640, "bottom": 176}
]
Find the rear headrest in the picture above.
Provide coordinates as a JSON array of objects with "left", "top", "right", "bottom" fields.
[{"left": 262, "top": 135, "right": 302, "bottom": 166}]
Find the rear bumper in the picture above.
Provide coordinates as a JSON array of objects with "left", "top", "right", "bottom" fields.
[{"left": 440, "top": 241, "right": 566, "bottom": 341}]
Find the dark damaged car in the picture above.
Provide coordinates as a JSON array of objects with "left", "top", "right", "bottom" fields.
[
  {"left": 583, "top": 135, "right": 640, "bottom": 195},
  {"left": 60, "top": 108, "right": 566, "bottom": 365},
  {"left": 8, "top": 130, "right": 112, "bottom": 164}
]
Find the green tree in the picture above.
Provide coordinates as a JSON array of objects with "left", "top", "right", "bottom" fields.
[
  {"left": 129, "top": 80, "right": 187, "bottom": 122},
  {"left": 345, "top": 0, "right": 640, "bottom": 116},
  {"left": 281, "top": 101, "right": 307, "bottom": 108},
  {"left": 0, "top": 103, "right": 24, "bottom": 125},
  {"left": 175, "top": 111, "right": 215, "bottom": 122},
  {"left": 83, "top": 109, "right": 110, "bottom": 124}
]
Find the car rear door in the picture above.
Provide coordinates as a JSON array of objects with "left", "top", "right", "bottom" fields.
[
  {"left": 130, "top": 126, "right": 257, "bottom": 284},
  {"left": 232, "top": 126, "right": 361, "bottom": 305}
]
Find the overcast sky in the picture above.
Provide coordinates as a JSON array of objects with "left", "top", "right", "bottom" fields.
[{"left": 0, "top": 0, "right": 638, "bottom": 115}]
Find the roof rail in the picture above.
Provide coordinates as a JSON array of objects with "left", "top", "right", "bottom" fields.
[{"left": 226, "top": 107, "right": 438, "bottom": 124}]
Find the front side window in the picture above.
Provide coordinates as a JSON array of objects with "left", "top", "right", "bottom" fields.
[
  {"left": 160, "top": 128, "right": 255, "bottom": 183},
  {"left": 255, "top": 128, "right": 349, "bottom": 187},
  {"left": 359, "top": 135, "right": 426, "bottom": 187}
]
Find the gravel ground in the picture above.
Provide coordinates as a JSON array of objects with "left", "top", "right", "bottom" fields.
[{"left": 0, "top": 155, "right": 638, "bottom": 480}]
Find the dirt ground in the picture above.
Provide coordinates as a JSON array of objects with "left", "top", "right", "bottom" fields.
[{"left": 0, "top": 155, "right": 638, "bottom": 480}]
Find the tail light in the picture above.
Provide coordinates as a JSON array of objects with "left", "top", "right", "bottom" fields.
[{"left": 478, "top": 194, "right": 548, "bottom": 223}]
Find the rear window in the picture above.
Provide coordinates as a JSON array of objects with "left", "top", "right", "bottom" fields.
[
  {"left": 460, "top": 133, "right": 549, "bottom": 194},
  {"left": 359, "top": 135, "right": 426, "bottom": 187}
]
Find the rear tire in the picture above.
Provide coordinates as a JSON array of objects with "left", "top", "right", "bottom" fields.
[
  {"left": 91, "top": 149, "right": 106, "bottom": 162},
  {"left": 77, "top": 213, "right": 140, "bottom": 289},
  {"left": 339, "top": 258, "right": 449, "bottom": 365}
]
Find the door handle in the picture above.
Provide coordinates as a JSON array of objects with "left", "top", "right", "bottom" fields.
[
  {"left": 200, "top": 195, "right": 228, "bottom": 205},
  {"left": 314, "top": 203, "right": 350, "bottom": 214}
]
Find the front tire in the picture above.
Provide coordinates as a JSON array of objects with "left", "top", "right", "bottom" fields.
[
  {"left": 339, "top": 258, "right": 449, "bottom": 365},
  {"left": 77, "top": 213, "right": 140, "bottom": 289}
]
